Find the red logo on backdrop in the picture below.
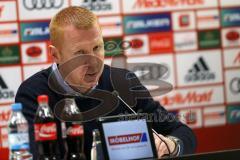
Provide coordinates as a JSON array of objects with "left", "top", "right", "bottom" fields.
[
  {"left": 108, "top": 133, "right": 142, "bottom": 145},
  {"left": 160, "top": 90, "right": 213, "bottom": 106},
  {"left": 179, "top": 14, "right": 190, "bottom": 27},
  {"left": 226, "top": 31, "right": 240, "bottom": 41},
  {"left": 149, "top": 32, "right": 173, "bottom": 53},
  {"left": 133, "top": 0, "right": 204, "bottom": 9},
  {"left": 0, "top": 5, "right": 4, "bottom": 18},
  {"left": 66, "top": 124, "right": 84, "bottom": 137},
  {"left": 234, "top": 52, "right": 240, "bottom": 64},
  {"left": 0, "top": 110, "right": 11, "bottom": 127},
  {"left": 186, "top": 111, "right": 197, "bottom": 125},
  {"left": 204, "top": 111, "right": 225, "bottom": 120},
  {"left": 131, "top": 39, "right": 144, "bottom": 49},
  {"left": 34, "top": 122, "right": 57, "bottom": 141},
  {"left": 26, "top": 46, "right": 42, "bottom": 57}
]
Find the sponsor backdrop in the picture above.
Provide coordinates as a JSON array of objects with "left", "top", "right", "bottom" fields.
[{"left": 0, "top": 0, "right": 240, "bottom": 158}]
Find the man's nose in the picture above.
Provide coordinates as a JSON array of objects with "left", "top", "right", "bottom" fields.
[{"left": 87, "top": 55, "right": 102, "bottom": 67}]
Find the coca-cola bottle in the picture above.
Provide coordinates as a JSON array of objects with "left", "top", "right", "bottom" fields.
[
  {"left": 64, "top": 98, "right": 86, "bottom": 160},
  {"left": 34, "top": 95, "right": 59, "bottom": 160}
]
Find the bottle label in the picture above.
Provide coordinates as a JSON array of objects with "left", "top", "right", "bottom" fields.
[
  {"left": 9, "top": 133, "right": 30, "bottom": 150},
  {"left": 66, "top": 124, "right": 84, "bottom": 137},
  {"left": 34, "top": 122, "right": 57, "bottom": 141}
]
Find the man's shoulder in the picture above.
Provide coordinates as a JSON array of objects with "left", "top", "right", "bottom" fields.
[
  {"left": 18, "top": 66, "right": 52, "bottom": 93},
  {"left": 103, "top": 64, "right": 130, "bottom": 75}
]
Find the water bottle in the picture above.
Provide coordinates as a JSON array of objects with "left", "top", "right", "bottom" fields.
[
  {"left": 91, "top": 129, "right": 104, "bottom": 160},
  {"left": 8, "top": 103, "right": 32, "bottom": 160}
]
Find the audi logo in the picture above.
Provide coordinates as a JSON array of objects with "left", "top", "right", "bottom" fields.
[
  {"left": 230, "top": 77, "right": 240, "bottom": 94},
  {"left": 23, "top": 0, "right": 64, "bottom": 10},
  {"left": 132, "top": 64, "right": 169, "bottom": 80}
]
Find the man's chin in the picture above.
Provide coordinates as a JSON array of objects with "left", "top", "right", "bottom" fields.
[{"left": 70, "top": 83, "right": 96, "bottom": 94}]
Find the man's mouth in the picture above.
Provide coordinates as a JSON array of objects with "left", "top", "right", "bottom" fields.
[
  {"left": 86, "top": 72, "right": 98, "bottom": 76},
  {"left": 85, "top": 72, "right": 98, "bottom": 82}
]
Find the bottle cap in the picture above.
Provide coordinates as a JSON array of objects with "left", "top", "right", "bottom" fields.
[
  {"left": 37, "top": 95, "right": 49, "bottom": 103},
  {"left": 11, "top": 103, "right": 22, "bottom": 111}
]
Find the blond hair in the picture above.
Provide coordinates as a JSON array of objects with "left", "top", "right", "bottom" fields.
[{"left": 49, "top": 6, "right": 98, "bottom": 48}]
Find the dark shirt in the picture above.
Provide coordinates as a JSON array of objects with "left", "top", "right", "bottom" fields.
[{"left": 15, "top": 64, "right": 197, "bottom": 159}]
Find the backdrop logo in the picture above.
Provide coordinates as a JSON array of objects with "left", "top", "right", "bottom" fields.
[
  {"left": 23, "top": 0, "right": 64, "bottom": 10},
  {"left": 198, "top": 30, "right": 221, "bottom": 49},
  {"left": 0, "top": 75, "right": 15, "bottom": 100},
  {"left": 197, "top": 10, "right": 220, "bottom": 29},
  {"left": 123, "top": 0, "right": 218, "bottom": 14},
  {"left": 184, "top": 57, "right": 215, "bottom": 82},
  {"left": 222, "top": 28, "right": 240, "bottom": 47},
  {"left": 81, "top": 0, "right": 112, "bottom": 11},
  {"left": 27, "top": 46, "right": 42, "bottom": 58},
  {"left": 185, "top": 111, "right": 197, "bottom": 125},
  {"left": 124, "top": 13, "right": 171, "bottom": 34},
  {"left": 132, "top": 0, "right": 205, "bottom": 9},
  {"left": 104, "top": 38, "right": 127, "bottom": 56},
  {"left": 234, "top": 52, "right": 240, "bottom": 64},
  {"left": 178, "top": 108, "right": 202, "bottom": 128},
  {"left": 203, "top": 106, "right": 226, "bottom": 127},
  {"left": 108, "top": 133, "right": 147, "bottom": 145},
  {"left": 226, "top": 30, "right": 240, "bottom": 41},
  {"left": 124, "top": 34, "right": 149, "bottom": 55},
  {"left": 131, "top": 63, "right": 170, "bottom": 81},
  {"left": 0, "top": 75, "right": 7, "bottom": 89},
  {"left": 204, "top": 111, "right": 225, "bottom": 120},
  {"left": 227, "top": 105, "right": 240, "bottom": 124},
  {"left": 0, "top": 29, "right": 17, "bottom": 36},
  {"left": 21, "top": 42, "right": 48, "bottom": 64},
  {"left": 179, "top": 14, "right": 190, "bottom": 27},
  {"left": 161, "top": 90, "right": 213, "bottom": 107},
  {"left": 98, "top": 16, "right": 123, "bottom": 37},
  {"left": 0, "top": 45, "right": 20, "bottom": 64},
  {"left": 174, "top": 32, "right": 197, "bottom": 51},
  {"left": 198, "top": 15, "right": 219, "bottom": 21},
  {"left": 131, "top": 38, "right": 144, "bottom": 49},
  {"left": 149, "top": 32, "right": 173, "bottom": 53},
  {"left": 21, "top": 22, "right": 50, "bottom": 42},
  {"left": 221, "top": 8, "right": 240, "bottom": 27},
  {"left": 230, "top": 77, "right": 240, "bottom": 94},
  {"left": 0, "top": 107, "right": 11, "bottom": 127}
]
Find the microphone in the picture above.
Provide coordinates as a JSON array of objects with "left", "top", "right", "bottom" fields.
[{"left": 112, "top": 90, "right": 171, "bottom": 157}]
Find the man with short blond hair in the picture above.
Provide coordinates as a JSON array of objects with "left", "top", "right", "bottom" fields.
[
  {"left": 49, "top": 6, "right": 99, "bottom": 49},
  {"left": 16, "top": 6, "right": 196, "bottom": 159}
]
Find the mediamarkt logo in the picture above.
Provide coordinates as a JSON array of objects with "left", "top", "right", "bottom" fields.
[
  {"left": 108, "top": 133, "right": 147, "bottom": 145},
  {"left": 133, "top": 0, "right": 204, "bottom": 8},
  {"left": 161, "top": 90, "right": 213, "bottom": 106}
]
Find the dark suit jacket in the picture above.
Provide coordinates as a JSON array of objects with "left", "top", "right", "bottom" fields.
[{"left": 15, "top": 64, "right": 197, "bottom": 159}]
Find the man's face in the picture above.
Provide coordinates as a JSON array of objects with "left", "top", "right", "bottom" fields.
[{"left": 54, "top": 24, "right": 104, "bottom": 92}]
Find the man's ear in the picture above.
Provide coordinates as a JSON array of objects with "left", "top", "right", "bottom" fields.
[{"left": 49, "top": 45, "right": 61, "bottom": 64}]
